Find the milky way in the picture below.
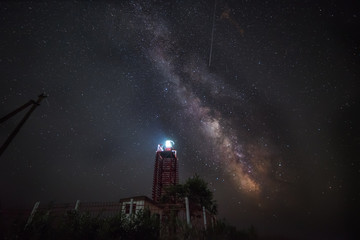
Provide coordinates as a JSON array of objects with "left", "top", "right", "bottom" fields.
[{"left": 112, "top": 5, "right": 283, "bottom": 196}]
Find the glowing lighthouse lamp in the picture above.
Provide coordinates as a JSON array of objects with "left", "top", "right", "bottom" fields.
[
  {"left": 164, "top": 140, "right": 174, "bottom": 151},
  {"left": 156, "top": 140, "right": 175, "bottom": 152},
  {"left": 164, "top": 140, "right": 176, "bottom": 157}
]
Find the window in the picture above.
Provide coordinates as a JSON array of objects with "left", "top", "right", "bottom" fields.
[{"left": 125, "top": 203, "right": 136, "bottom": 214}]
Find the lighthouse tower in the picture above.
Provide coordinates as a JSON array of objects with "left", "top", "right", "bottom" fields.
[{"left": 152, "top": 140, "right": 178, "bottom": 202}]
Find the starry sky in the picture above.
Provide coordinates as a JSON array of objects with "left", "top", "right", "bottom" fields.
[{"left": 0, "top": 0, "right": 359, "bottom": 239}]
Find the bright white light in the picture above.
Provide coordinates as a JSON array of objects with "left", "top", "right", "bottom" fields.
[{"left": 165, "top": 140, "right": 174, "bottom": 148}]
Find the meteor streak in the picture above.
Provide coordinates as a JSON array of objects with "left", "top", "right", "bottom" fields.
[{"left": 208, "top": 0, "right": 217, "bottom": 67}]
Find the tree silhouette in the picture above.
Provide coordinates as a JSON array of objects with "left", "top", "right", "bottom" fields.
[{"left": 162, "top": 174, "right": 217, "bottom": 214}]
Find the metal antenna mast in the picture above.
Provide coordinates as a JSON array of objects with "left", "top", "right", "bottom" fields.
[{"left": 0, "top": 93, "right": 47, "bottom": 158}]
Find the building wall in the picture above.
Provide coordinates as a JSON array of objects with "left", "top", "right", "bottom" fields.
[{"left": 119, "top": 196, "right": 163, "bottom": 217}]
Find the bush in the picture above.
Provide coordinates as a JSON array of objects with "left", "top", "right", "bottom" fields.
[{"left": 7, "top": 209, "right": 160, "bottom": 240}]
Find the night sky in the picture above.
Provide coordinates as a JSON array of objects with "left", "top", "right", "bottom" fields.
[{"left": 1, "top": 0, "right": 359, "bottom": 239}]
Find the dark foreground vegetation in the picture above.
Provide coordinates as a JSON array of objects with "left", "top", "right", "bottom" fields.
[
  {"left": 2, "top": 209, "right": 257, "bottom": 240},
  {"left": 2, "top": 176, "right": 257, "bottom": 239}
]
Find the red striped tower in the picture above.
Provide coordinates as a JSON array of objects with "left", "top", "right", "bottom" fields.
[{"left": 152, "top": 140, "right": 178, "bottom": 202}]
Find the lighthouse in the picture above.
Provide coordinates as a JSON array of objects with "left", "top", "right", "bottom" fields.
[{"left": 152, "top": 140, "right": 179, "bottom": 202}]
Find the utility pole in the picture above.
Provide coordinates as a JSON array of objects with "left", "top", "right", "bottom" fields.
[{"left": 0, "top": 93, "right": 47, "bottom": 158}]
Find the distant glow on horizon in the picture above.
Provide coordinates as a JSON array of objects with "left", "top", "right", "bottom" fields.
[{"left": 165, "top": 140, "right": 174, "bottom": 148}]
